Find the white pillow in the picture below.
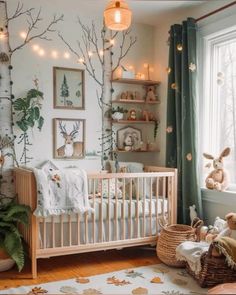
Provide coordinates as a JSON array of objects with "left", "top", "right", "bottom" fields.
[
  {"left": 98, "top": 179, "right": 123, "bottom": 199},
  {"left": 109, "top": 160, "right": 144, "bottom": 173}
]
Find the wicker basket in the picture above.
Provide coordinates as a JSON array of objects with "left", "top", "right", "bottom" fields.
[
  {"left": 156, "top": 219, "right": 202, "bottom": 267},
  {"left": 186, "top": 244, "right": 236, "bottom": 288}
]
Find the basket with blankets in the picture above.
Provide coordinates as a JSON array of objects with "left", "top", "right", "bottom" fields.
[{"left": 176, "top": 213, "right": 236, "bottom": 288}]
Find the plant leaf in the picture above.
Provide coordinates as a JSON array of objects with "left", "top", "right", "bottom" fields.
[
  {"left": 4, "top": 232, "right": 24, "bottom": 271},
  {"left": 34, "top": 107, "right": 40, "bottom": 120},
  {"left": 16, "top": 120, "right": 28, "bottom": 132},
  {"left": 38, "top": 116, "right": 44, "bottom": 131},
  {"left": 13, "top": 98, "right": 26, "bottom": 111},
  {"left": 27, "top": 89, "right": 43, "bottom": 99},
  {"left": 27, "top": 116, "right": 35, "bottom": 128}
]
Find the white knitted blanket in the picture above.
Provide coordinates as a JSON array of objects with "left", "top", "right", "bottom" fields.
[
  {"left": 33, "top": 167, "right": 94, "bottom": 217},
  {"left": 176, "top": 241, "right": 209, "bottom": 274}
]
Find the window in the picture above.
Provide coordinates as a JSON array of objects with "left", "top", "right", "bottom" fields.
[{"left": 202, "top": 26, "right": 236, "bottom": 183}]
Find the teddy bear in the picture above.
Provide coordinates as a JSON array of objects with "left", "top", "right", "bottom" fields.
[
  {"left": 203, "top": 147, "right": 230, "bottom": 191},
  {"left": 211, "top": 212, "right": 236, "bottom": 257}
]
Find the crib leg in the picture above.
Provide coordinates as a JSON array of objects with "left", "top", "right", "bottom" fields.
[{"left": 31, "top": 257, "right": 37, "bottom": 279}]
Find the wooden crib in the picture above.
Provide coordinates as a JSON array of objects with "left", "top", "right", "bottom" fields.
[{"left": 14, "top": 166, "right": 177, "bottom": 278}]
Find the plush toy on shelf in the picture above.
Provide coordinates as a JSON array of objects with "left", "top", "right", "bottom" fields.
[{"left": 203, "top": 147, "right": 230, "bottom": 191}]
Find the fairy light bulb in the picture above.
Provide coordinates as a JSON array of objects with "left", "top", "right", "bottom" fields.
[
  {"left": 32, "top": 44, "right": 39, "bottom": 51},
  {"left": 78, "top": 58, "right": 84, "bottom": 64},
  {"left": 0, "top": 32, "right": 5, "bottom": 39},
  {"left": 143, "top": 63, "right": 148, "bottom": 69},
  {"left": 38, "top": 49, "right": 45, "bottom": 56},
  {"left": 88, "top": 51, "right": 93, "bottom": 57},
  {"left": 110, "top": 39, "right": 115, "bottom": 46},
  {"left": 20, "top": 31, "right": 27, "bottom": 39},
  {"left": 51, "top": 50, "right": 58, "bottom": 59},
  {"left": 64, "top": 52, "right": 70, "bottom": 59},
  {"left": 99, "top": 50, "right": 104, "bottom": 56}
]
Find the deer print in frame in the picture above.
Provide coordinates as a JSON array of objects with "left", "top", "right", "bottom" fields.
[{"left": 53, "top": 118, "right": 85, "bottom": 159}]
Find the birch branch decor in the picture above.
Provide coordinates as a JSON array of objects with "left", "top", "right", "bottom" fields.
[
  {"left": 0, "top": 0, "right": 63, "bottom": 203},
  {"left": 59, "top": 19, "right": 137, "bottom": 168}
]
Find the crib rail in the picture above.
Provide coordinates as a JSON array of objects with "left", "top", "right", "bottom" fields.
[{"left": 14, "top": 166, "right": 177, "bottom": 278}]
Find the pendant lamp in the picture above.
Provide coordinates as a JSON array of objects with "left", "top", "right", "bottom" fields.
[{"left": 104, "top": 0, "right": 132, "bottom": 31}]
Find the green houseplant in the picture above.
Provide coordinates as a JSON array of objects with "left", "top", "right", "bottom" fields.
[
  {"left": 0, "top": 201, "right": 30, "bottom": 272},
  {"left": 13, "top": 88, "right": 44, "bottom": 165}
]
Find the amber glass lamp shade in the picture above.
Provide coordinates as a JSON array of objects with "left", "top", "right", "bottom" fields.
[{"left": 104, "top": 0, "right": 132, "bottom": 31}]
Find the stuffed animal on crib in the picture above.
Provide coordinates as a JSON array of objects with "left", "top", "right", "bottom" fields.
[
  {"left": 211, "top": 213, "right": 236, "bottom": 257},
  {"left": 203, "top": 147, "right": 230, "bottom": 191}
]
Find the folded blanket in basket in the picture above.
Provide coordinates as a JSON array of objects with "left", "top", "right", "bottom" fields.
[
  {"left": 213, "top": 237, "right": 236, "bottom": 269},
  {"left": 33, "top": 167, "right": 94, "bottom": 217},
  {"left": 176, "top": 241, "right": 209, "bottom": 274}
]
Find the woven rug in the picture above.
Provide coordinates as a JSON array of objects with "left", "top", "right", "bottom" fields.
[{"left": 0, "top": 264, "right": 207, "bottom": 294}]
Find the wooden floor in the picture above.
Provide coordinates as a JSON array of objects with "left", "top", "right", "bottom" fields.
[{"left": 0, "top": 247, "right": 160, "bottom": 290}]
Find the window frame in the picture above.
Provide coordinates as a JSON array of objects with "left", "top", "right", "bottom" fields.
[{"left": 198, "top": 13, "right": 236, "bottom": 186}]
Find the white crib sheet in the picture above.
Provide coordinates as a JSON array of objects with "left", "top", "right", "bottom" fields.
[{"left": 38, "top": 199, "right": 168, "bottom": 249}]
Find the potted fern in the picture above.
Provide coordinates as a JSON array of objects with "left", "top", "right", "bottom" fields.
[{"left": 0, "top": 202, "right": 30, "bottom": 272}]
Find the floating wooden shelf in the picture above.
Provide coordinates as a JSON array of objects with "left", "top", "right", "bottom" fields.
[
  {"left": 112, "top": 99, "right": 160, "bottom": 104},
  {"left": 111, "top": 78, "right": 161, "bottom": 86},
  {"left": 113, "top": 150, "right": 160, "bottom": 153},
  {"left": 111, "top": 120, "right": 155, "bottom": 124}
]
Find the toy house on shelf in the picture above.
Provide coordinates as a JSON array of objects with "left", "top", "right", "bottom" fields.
[{"left": 110, "top": 78, "right": 161, "bottom": 160}]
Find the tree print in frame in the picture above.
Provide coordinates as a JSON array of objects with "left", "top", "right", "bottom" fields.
[
  {"left": 53, "top": 67, "right": 85, "bottom": 110},
  {"left": 53, "top": 118, "right": 85, "bottom": 159}
]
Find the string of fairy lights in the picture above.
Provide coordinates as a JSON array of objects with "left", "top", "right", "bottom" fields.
[{"left": 6, "top": 31, "right": 155, "bottom": 79}]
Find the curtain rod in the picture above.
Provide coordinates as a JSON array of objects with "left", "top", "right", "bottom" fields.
[{"left": 196, "top": 1, "right": 236, "bottom": 22}]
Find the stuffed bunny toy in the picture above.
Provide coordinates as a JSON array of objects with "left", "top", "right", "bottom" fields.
[{"left": 203, "top": 147, "right": 230, "bottom": 191}]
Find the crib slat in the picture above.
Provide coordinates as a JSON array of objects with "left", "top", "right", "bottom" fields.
[
  {"left": 85, "top": 212, "right": 88, "bottom": 244},
  {"left": 162, "top": 177, "right": 166, "bottom": 220},
  {"left": 100, "top": 179, "right": 103, "bottom": 243},
  {"left": 43, "top": 218, "right": 46, "bottom": 249},
  {"left": 149, "top": 177, "right": 153, "bottom": 236},
  {"left": 167, "top": 177, "right": 171, "bottom": 223},
  {"left": 93, "top": 179, "right": 96, "bottom": 243},
  {"left": 51, "top": 216, "right": 55, "bottom": 248},
  {"left": 122, "top": 178, "right": 126, "bottom": 240},
  {"left": 77, "top": 213, "right": 80, "bottom": 245},
  {"left": 156, "top": 177, "right": 159, "bottom": 234},
  {"left": 129, "top": 178, "right": 132, "bottom": 239},
  {"left": 69, "top": 215, "right": 72, "bottom": 246},
  {"left": 115, "top": 178, "right": 118, "bottom": 241},
  {"left": 60, "top": 214, "right": 64, "bottom": 247},
  {"left": 143, "top": 177, "right": 146, "bottom": 237},
  {"left": 136, "top": 178, "right": 140, "bottom": 238}
]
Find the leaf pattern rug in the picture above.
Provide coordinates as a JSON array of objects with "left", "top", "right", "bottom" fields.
[{"left": 0, "top": 264, "right": 207, "bottom": 295}]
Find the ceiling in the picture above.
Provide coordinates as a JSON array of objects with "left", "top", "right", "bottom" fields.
[{"left": 128, "top": 1, "right": 206, "bottom": 25}]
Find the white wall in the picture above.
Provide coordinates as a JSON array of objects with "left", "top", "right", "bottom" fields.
[
  {"left": 154, "top": 0, "right": 236, "bottom": 165},
  {"left": 7, "top": 0, "right": 156, "bottom": 171}
]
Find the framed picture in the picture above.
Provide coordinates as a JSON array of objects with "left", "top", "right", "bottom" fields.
[
  {"left": 53, "top": 118, "right": 85, "bottom": 159},
  {"left": 117, "top": 126, "right": 142, "bottom": 151},
  {"left": 53, "top": 67, "right": 85, "bottom": 110}
]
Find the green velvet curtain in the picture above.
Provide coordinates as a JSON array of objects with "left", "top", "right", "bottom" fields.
[{"left": 166, "top": 18, "right": 202, "bottom": 224}]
